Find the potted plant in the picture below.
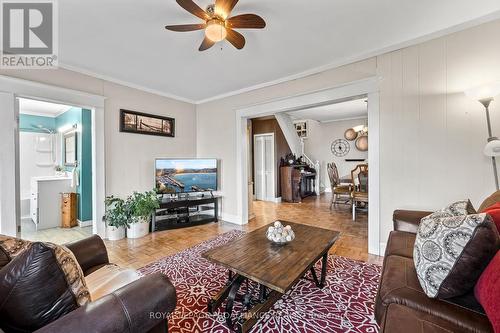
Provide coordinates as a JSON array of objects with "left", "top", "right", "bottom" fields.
[
  {"left": 126, "top": 190, "right": 159, "bottom": 239},
  {"left": 104, "top": 196, "right": 130, "bottom": 240}
]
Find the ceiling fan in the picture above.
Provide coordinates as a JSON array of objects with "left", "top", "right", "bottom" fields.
[{"left": 165, "top": 0, "right": 266, "bottom": 51}]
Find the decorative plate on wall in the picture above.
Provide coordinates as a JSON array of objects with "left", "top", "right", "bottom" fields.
[
  {"left": 344, "top": 128, "right": 357, "bottom": 141},
  {"left": 355, "top": 135, "right": 368, "bottom": 151},
  {"left": 331, "top": 139, "right": 350, "bottom": 157}
]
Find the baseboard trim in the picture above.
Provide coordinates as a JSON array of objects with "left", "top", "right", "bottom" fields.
[
  {"left": 220, "top": 213, "right": 243, "bottom": 225},
  {"left": 78, "top": 220, "right": 92, "bottom": 228}
]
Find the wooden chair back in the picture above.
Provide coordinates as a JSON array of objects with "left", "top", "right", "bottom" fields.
[
  {"left": 351, "top": 164, "right": 368, "bottom": 192},
  {"left": 327, "top": 162, "right": 341, "bottom": 188}
]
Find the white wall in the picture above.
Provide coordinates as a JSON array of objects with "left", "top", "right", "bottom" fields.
[
  {"left": 197, "top": 18, "right": 500, "bottom": 242},
  {"left": 304, "top": 118, "right": 368, "bottom": 191},
  {"left": 0, "top": 68, "right": 197, "bottom": 199}
]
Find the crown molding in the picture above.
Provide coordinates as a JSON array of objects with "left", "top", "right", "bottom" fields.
[{"left": 58, "top": 63, "right": 196, "bottom": 104}]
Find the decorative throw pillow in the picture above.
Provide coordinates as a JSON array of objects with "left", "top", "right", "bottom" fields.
[
  {"left": 482, "top": 202, "right": 500, "bottom": 233},
  {"left": 414, "top": 213, "right": 499, "bottom": 299},
  {"left": 425, "top": 200, "right": 476, "bottom": 219},
  {"left": 0, "top": 242, "right": 90, "bottom": 332},
  {"left": 475, "top": 250, "right": 500, "bottom": 333},
  {"left": 0, "top": 234, "right": 32, "bottom": 269}
]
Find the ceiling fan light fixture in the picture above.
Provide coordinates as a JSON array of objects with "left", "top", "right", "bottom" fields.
[{"left": 205, "top": 19, "right": 227, "bottom": 42}]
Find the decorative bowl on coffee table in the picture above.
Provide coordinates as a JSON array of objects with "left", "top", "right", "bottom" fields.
[{"left": 266, "top": 221, "right": 295, "bottom": 245}]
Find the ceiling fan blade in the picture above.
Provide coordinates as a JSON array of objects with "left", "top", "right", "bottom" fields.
[
  {"left": 226, "top": 28, "right": 245, "bottom": 49},
  {"left": 226, "top": 14, "right": 266, "bottom": 29},
  {"left": 176, "top": 0, "right": 210, "bottom": 20},
  {"left": 215, "top": 0, "right": 239, "bottom": 18},
  {"left": 165, "top": 23, "right": 206, "bottom": 32},
  {"left": 199, "top": 37, "right": 215, "bottom": 51}
]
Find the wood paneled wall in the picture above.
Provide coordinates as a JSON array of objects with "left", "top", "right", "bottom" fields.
[
  {"left": 377, "top": 19, "right": 500, "bottom": 240},
  {"left": 251, "top": 117, "right": 292, "bottom": 198}
]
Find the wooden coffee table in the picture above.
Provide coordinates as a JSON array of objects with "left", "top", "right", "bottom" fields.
[{"left": 202, "top": 221, "right": 340, "bottom": 332}]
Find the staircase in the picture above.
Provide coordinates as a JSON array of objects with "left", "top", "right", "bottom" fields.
[{"left": 275, "top": 114, "right": 322, "bottom": 195}]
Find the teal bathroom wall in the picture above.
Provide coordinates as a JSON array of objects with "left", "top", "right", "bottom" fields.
[
  {"left": 19, "top": 114, "right": 56, "bottom": 133},
  {"left": 56, "top": 108, "right": 93, "bottom": 222}
]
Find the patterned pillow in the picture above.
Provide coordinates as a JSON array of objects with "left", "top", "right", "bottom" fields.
[
  {"left": 0, "top": 235, "right": 32, "bottom": 269},
  {"left": 414, "top": 213, "right": 499, "bottom": 298},
  {"left": 425, "top": 200, "right": 476, "bottom": 219}
]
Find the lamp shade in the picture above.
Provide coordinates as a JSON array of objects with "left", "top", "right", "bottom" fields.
[
  {"left": 484, "top": 139, "right": 500, "bottom": 157},
  {"left": 465, "top": 81, "right": 500, "bottom": 101}
]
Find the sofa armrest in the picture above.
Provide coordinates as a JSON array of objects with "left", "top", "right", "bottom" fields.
[
  {"left": 393, "top": 210, "right": 433, "bottom": 234},
  {"left": 35, "top": 273, "right": 177, "bottom": 333},
  {"left": 65, "top": 235, "right": 109, "bottom": 275}
]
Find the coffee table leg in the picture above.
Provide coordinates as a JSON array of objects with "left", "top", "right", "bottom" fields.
[
  {"left": 225, "top": 275, "right": 246, "bottom": 329},
  {"left": 310, "top": 252, "right": 329, "bottom": 288},
  {"left": 320, "top": 252, "right": 328, "bottom": 287},
  {"left": 238, "top": 290, "right": 282, "bottom": 333},
  {"left": 207, "top": 272, "right": 240, "bottom": 313}
]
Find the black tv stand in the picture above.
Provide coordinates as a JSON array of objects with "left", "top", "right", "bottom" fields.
[{"left": 152, "top": 195, "right": 220, "bottom": 231}]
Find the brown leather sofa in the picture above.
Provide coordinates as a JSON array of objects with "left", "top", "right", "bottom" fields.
[
  {"left": 1, "top": 235, "right": 177, "bottom": 333},
  {"left": 374, "top": 192, "right": 500, "bottom": 333}
]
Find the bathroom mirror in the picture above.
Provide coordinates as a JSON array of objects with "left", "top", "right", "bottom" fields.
[{"left": 64, "top": 132, "right": 77, "bottom": 166}]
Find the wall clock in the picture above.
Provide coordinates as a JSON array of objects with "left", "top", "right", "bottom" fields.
[{"left": 331, "top": 139, "right": 350, "bottom": 157}]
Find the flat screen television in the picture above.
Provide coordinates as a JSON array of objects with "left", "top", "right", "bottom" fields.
[{"left": 155, "top": 158, "right": 217, "bottom": 194}]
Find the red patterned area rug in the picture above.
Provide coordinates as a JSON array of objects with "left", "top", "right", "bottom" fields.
[{"left": 139, "top": 230, "right": 381, "bottom": 333}]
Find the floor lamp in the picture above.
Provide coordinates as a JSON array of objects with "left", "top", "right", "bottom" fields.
[{"left": 466, "top": 81, "right": 500, "bottom": 190}]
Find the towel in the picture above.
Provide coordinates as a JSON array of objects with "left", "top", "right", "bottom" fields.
[{"left": 71, "top": 168, "right": 79, "bottom": 188}]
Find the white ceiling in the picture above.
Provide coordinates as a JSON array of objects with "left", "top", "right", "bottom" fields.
[
  {"left": 59, "top": 0, "right": 500, "bottom": 103},
  {"left": 287, "top": 98, "right": 367, "bottom": 123},
  {"left": 19, "top": 98, "right": 73, "bottom": 117}
]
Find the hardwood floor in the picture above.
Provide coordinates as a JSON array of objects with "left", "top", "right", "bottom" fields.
[{"left": 105, "top": 193, "right": 383, "bottom": 269}]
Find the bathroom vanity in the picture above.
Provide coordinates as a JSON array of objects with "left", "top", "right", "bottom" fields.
[{"left": 30, "top": 176, "right": 73, "bottom": 230}]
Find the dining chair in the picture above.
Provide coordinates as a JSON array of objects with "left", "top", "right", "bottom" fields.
[
  {"left": 351, "top": 164, "right": 368, "bottom": 220},
  {"left": 327, "top": 162, "right": 352, "bottom": 208}
]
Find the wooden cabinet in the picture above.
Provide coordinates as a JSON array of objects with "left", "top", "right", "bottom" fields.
[
  {"left": 61, "top": 193, "right": 78, "bottom": 228},
  {"left": 280, "top": 166, "right": 302, "bottom": 203},
  {"left": 280, "top": 166, "right": 317, "bottom": 203}
]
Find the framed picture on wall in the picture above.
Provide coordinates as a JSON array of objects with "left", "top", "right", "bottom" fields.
[
  {"left": 120, "top": 109, "right": 175, "bottom": 137},
  {"left": 293, "top": 120, "right": 308, "bottom": 139}
]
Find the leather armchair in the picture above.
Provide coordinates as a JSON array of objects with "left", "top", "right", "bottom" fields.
[{"left": 24, "top": 235, "right": 176, "bottom": 333}]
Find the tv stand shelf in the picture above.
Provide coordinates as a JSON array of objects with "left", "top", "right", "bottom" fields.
[{"left": 152, "top": 195, "right": 220, "bottom": 231}]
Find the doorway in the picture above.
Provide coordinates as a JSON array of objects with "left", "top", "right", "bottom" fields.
[
  {"left": 235, "top": 77, "right": 381, "bottom": 255},
  {"left": 253, "top": 133, "right": 275, "bottom": 202},
  {"left": 0, "top": 75, "right": 106, "bottom": 239},
  {"left": 18, "top": 97, "right": 93, "bottom": 243}
]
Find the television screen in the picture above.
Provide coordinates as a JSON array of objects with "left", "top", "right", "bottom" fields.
[{"left": 155, "top": 159, "right": 217, "bottom": 194}]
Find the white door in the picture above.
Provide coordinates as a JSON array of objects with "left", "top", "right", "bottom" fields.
[{"left": 254, "top": 134, "right": 275, "bottom": 201}]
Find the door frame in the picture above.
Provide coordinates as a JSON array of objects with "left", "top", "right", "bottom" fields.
[
  {"left": 253, "top": 132, "right": 276, "bottom": 202},
  {"left": 235, "top": 76, "right": 382, "bottom": 255},
  {"left": 0, "top": 75, "right": 106, "bottom": 237}
]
